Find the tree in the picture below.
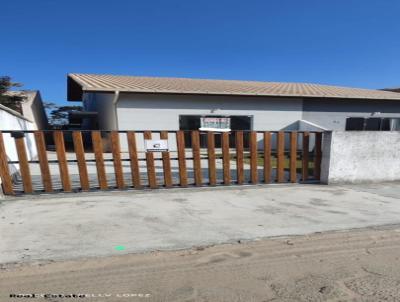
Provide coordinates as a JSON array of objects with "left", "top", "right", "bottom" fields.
[
  {"left": 44, "top": 102, "right": 83, "bottom": 126},
  {"left": 0, "top": 76, "right": 26, "bottom": 112}
]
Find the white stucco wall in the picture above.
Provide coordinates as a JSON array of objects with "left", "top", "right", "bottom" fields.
[
  {"left": 85, "top": 92, "right": 400, "bottom": 154},
  {"left": 114, "top": 93, "right": 303, "bottom": 151},
  {"left": 116, "top": 93, "right": 303, "bottom": 131},
  {"left": 0, "top": 107, "right": 37, "bottom": 176},
  {"left": 321, "top": 131, "right": 400, "bottom": 184}
]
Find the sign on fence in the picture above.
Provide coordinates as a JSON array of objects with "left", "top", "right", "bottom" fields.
[{"left": 145, "top": 139, "right": 169, "bottom": 152}]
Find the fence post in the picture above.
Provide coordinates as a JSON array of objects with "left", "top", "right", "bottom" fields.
[
  {"left": 34, "top": 131, "right": 53, "bottom": 193},
  {"left": 176, "top": 131, "right": 188, "bottom": 187},
  {"left": 236, "top": 131, "right": 244, "bottom": 185},
  {"left": 111, "top": 131, "right": 125, "bottom": 189},
  {"left": 263, "top": 131, "right": 271, "bottom": 183},
  {"left": 91, "top": 131, "right": 108, "bottom": 190},
  {"left": 207, "top": 132, "right": 216, "bottom": 186},
  {"left": 314, "top": 132, "right": 322, "bottom": 180},
  {"left": 290, "top": 132, "right": 297, "bottom": 183},
  {"left": 222, "top": 132, "right": 231, "bottom": 185},
  {"left": 14, "top": 133, "right": 33, "bottom": 193},
  {"left": 192, "top": 131, "right": 202, "bottom": 186},
  {"left": 250, "top": 131, "right": 258, "bottom": 184},
  {"left": 54, "top": 131, "right": 72, "bottom": 192},
  {"left": 127, "top": 131, "right": 142, "bottom": 189},
  {"left": 0, "top": 132, "right": 14, "bottom": 195},
  {"left": 160, "top": 131, "right": 173, "bottom": 188},
  {"left": 72, "top": 131, "right": 90, "bottom": 191},
  {"left": 143, "top": 131, "right": 157, "bottom": 189},
  {"left": 277, "top": 131, "right": 285, "bottom": 183},
  {"left": 302, "top": 131, "right": 310, "bottom": 181}
]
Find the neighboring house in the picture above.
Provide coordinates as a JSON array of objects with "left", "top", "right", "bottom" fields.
[
  {"left": 4, "top": 90, "right": 48, "bottom": 130},
  {"left": 0, "top": 104, "right": 38, "bottom": 176},
  {"left": 68, "top": 73, "right": 400, "bottom": 132}
]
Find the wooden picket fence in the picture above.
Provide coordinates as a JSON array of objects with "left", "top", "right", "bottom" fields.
[{"left": 0, "top": 130, "right": 323, "bottom": 196}]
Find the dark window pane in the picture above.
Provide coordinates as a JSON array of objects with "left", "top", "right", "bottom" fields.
[
  {"left": 231, "top": 116, "right": 252, "bottom": 130},
  {"left": 381, "top": 118, "right": 391, "bottom": 131},
  {"left": 345, "top": 118, "right": 365, "bottom": 130},
  {"left": 179, "top": 115, "right": 201, "bottom": 130},
  {"left": 365, "top": 118, "right": 381, "bottom": 131},
  {"left": 179, "top": 115, "right": 201, "bottom": 147}
]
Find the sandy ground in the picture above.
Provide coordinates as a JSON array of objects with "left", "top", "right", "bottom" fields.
[{"left": 1, "top": 225, "right": 400, "bottom": 302}]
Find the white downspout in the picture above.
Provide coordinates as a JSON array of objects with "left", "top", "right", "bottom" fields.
[{"left": 112, "top": 91, "right": 120, "bottom": 130}]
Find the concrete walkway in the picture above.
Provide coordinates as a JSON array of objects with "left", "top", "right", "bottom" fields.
[{"left": 1, "top": 183, "right": 400, "bottom": 264}]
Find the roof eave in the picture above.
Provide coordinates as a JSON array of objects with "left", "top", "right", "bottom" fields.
[
  {"left": 67, "top": 74, "right": 86, "bottom": 101},
  {"left": 75, "top": 87, "right": 400, "bottom": 101}
]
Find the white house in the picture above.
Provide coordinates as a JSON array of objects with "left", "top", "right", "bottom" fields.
[
  {"left": 67, "top": 73, "right": 400, "bottom": 150},
  {"left": 4, "top": 90, "right": 48, "bottom": 130},
  {"left": 0, "top": 103, "right": 38, "bottom": 176}
]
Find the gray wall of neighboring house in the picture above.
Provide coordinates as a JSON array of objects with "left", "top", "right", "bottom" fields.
[
  {"left": 302, "top": 99, "right": 400, "bottom": 130},
  {"left": 20, "top": 91, "right": 48, "bottom": 130}
]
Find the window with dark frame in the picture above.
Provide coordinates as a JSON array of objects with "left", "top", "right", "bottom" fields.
[
  {"left": 345, "top": 117, "right": 400, "bottom": 131},
  {"left": 179, "top": 115, "right": 252, "bottom": 147}
]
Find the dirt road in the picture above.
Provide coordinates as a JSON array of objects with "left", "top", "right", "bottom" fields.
[{"left": 1, "top": 225, "right": 400, "bottom": 302}]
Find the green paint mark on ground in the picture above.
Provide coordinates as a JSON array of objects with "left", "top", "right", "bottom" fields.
[{"left": 114, "top": 245, "right": 126, "bottom": 251}]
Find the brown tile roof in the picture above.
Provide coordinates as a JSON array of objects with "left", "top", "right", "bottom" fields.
[{"left": 67, "top": 73, "right": 400, "bottom": 101}]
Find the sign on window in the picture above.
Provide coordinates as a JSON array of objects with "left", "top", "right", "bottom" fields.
[{"left": 200, "top": 117, "right": 231, "bottom": 132}]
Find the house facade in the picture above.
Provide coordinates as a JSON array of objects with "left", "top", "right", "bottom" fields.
[{"left": 67, "top": 73, "right": 400, "bottom": 150}]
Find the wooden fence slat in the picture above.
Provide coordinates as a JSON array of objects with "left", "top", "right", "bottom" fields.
[
  {"left": 250, "top": 131, "right": 258, "bottom": 184},
  {"left": 143, "top": 131, "right": 157, "bottom": 189},
  {"left": 127, "top": 131, "right": 141, "bottom": 189},
  {"left": 110, "top": 131, "right": 125, "bottom": 189},
  {"left": 277, "top": 131, "right": 285, "bottom": 183},
  {"left": 0, "top": 132, "right": 14, "bottom": 195},
  {"left": 91, "top": 131, "right": 108, "bottom": 190},
  {"left": 15, "top": 135, "right": 33, "bottom": 193},
  {"left": 235, "top": 131, "right": 244, "bottom": 185},
  {"left": 191, "top": 131, "right": 202, "bottom": 186},
  {"left": 207, "top": 132, "right": 216, "bottom": 186},
  {"left": 314, "top": 132, "right": 322, "bottom": 180},
  {"left": 160, "top": 131, "right": 173, "bottom": 188},
  {"left": 289, "top": 132, "right": 297, "bottom": 183},
  {"left": 72, "top": 131, "right": 90, "bottom": 191},
  {"left": 263, "top": 131, "right": 271, "bottom": 183},
  {"left": 222, "top": 132, "right": 231, "bottom": 185},
  {"left": 34, "top": 131, "right": 53, "bottom": 192},
  {"left": 176, "top": 131, "right": 188, "bottom": 187},
  {"left": 302, "top": 131, "right": 310, "bottom": 181},
  {"left": 53, "top": 131, "right": 72, "bottom": 192}
]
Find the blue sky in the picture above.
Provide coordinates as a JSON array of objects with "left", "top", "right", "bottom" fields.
[{"left": 1, "top": 0, "right": 400, "bottom": 106}]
